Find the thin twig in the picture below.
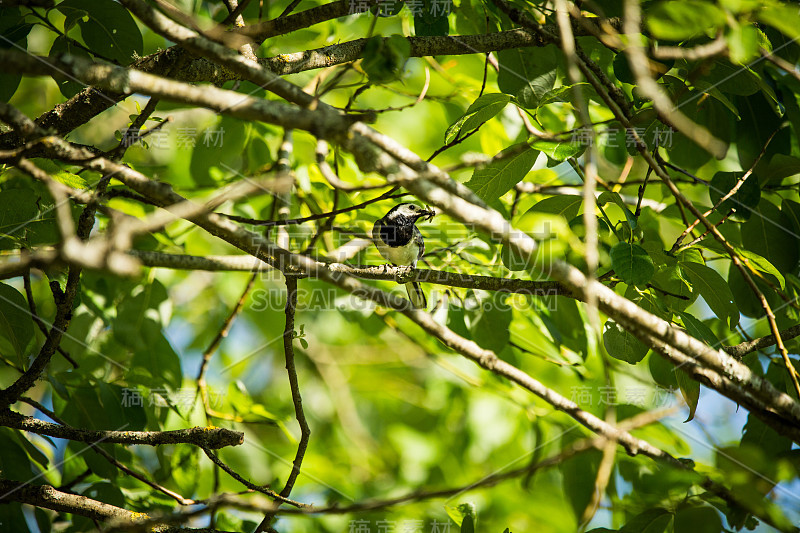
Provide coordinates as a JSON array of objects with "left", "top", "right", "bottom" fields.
[
  {"left": 223, "top": 189, "right": 405, "bottom": 226},
  {"left": 195, "top": 272, "right": 259, "bottom": 421},
  {"left": 200, "top": 447, "right": 309, "bottom": 508},
  {"left": 23, "top": 271, "right": 78, "bottom": 368},
  {"left": 255, "top": 276, "right": 311, "bottom": 531}
]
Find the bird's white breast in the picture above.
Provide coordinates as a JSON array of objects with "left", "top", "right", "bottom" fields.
[{"left": 374, "top": 237, "right": 420, "bottom": 266}]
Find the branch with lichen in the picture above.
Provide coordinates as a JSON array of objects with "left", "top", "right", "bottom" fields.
[{"left": 0, "top": 410, "right": 244, "bottom": 449}]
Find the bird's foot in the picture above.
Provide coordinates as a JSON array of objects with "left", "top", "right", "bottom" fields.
[{"left": 395, "top": 265, "right": 416, "bottom": 283}]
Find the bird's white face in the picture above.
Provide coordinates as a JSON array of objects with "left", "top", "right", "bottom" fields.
[{"left": 388, "top": 203, "right": 434, "bottom": 220}]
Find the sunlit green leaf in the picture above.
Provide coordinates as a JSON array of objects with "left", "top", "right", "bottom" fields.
[
  {"left": 611, "top": 242, "right": 654, "bottom": 287},
  {"left": 646, "top": 0, "right": 725, "bottom": 41},
  {"left": 465, "top": 144, "right": 538, "bottom": 202}
]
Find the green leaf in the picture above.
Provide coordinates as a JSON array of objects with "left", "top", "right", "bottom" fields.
[
  {"left": 48, "top": 36, "right": 93, "bottom": 98},
  {"left": 700, "top": 239, "right": 785, "bottom": 289},
  {"left": 465, "top": 145, "right": 538, "bottom": 202},
  {"left": 673, "top": 504, "right": 722, "bottom": 533},
  {"left": 598, "top": 191, "right": 638, "bottom": 230},
  {"left": 708, "top": 171, "right": 760, "bottom": 221},
  {"left": 531, "top": 138, "right": 586, "bottom": 162},
  {"left": 129, "top": 324, "right": 183, "bottom": 390},
  {"left": 0, "top": 8, "right": 31, "bottom": 102},
  {"left": 728, "top": 262, "right": 778, "bottom": 319},
  {"left": 361, "top": 34, "right": 410, "bottom": 84},
  {"left": 52, "top": 170, "right": 90, "bottom": 190},
  {"left": 0, "top": 189, "right": 38, "bottom": 248},
  {"left": 470, "top": 293, "right": 512, "bottom": 352},
  {"left": 620, "top": 507, "right": 672, "bottom": 533},
  {"left": 99, "top": 383, "right": 147, "bottom": 431},
  {"left": 562, "top": 448, "right": 602, "bottom": 518},
  {"left": 676, "top": 370, "right": 700, "bottom": 422},
  {"left": 649, "top": 351, "right": 678, "bottom": 389},
  {"left": 761, "top": 154, "right": 800, "bottom": 183},
  {"left": 446, "top": 503, "right": 476, "bottom": 531},
  {"left": 705, "top": 60, "right": 760, "bottom": 96},
  {"left": 413, "top": 0, "right": 449, "bottom": 36},
  {"left": 0, "top": 282, "right": 34, "bottom": 364},
  {"left": 727, "top": 22, "right": 760, "bottom": 64},
  {"left": 34, "top": 507, "right": 51, "bottom": 533},
  {"left": 0, "top": 428, "right": 36, "bottom": 481},
  {"left": 678, "top": 311, "right": 720, "bottom": 348},
  {"left": 679, "top": 261, "right": 739, "bottom": 329},
  {"left": 0, "top": 502, "right": 28, "bottom": 533},
  {"left": 445, "top": 93, "right": 510, "bottom": 144},
  {"left": 741, "top": 409, "right": 792, "bottom": 457},
  {"left": 497, "top": 44, "right": 559, "bottom": 108},
  {"left": 0, "top": 8, "right": 32, "bottom": 50},
  {"left": 651, "top": 264, "right": 695, "bottom": 312},
  {"left": 693, "top": 79, "right": 740, "bottom": 118},
  {"left": 736, "top": 92, "right": 788, "bottom": 169},
  {"left": 190, "top": 115, "right": 250, "bottom": 187},
  {"left": 500, "top": 243, "right": 532, "bottom": 271},
  {"left": 758, "top": 3, "right": 800, "bottom": 41},
  {"left": 603, "top": 319, "right": 649, "bottom": 364},
  {"left": 170, "top": 446, "right": 199, "bottom": 495},
  {"left": 57, "top": 0, "right": 143, "bottom": 64},
  {"left": 536, "top": 83, "right": 592, "bottom": 109},
  {"left": 372, "top": 0, "right": 403, "bottom": 16},
  {"left": 741, "top": 199, "right": 799, "bottom": 272},
  {"left": 646, "top": 0, "right": 725, "bottom": 41},
  {"left": 783, "top": 198, "right": 800, "bottom": 238},
  {"left": 610, "top": 242, "right": 654, "bottom": 287},
  {"left": 527, "top": 195, "right": 582, "bottom": 221}
]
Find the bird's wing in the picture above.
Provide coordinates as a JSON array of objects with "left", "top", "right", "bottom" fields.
[
  {"left": 371, "top": 218, "right": 383, "bottom": 243},
  {"left": 413, "top": 226, "right": 425, "bottom": 265}
]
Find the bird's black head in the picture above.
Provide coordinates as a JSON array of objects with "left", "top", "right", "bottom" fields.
[{"left": 384, "top": 203, "right": 435, "bottom": 223}]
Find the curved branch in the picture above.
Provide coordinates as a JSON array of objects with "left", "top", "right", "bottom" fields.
[
  {"left": 0, "top": 479, "right": 235, "bottom": 532},
  {"left": 0, "top": 479, "right": 144, "bottom": 523},
  {"left": 200, "top": 447, "right": 309, "bottom": 508},
  {"left": 255, "top": 276, "right": 311, "bottom": 531}
]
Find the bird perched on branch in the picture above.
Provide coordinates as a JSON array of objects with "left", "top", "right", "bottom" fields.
[{"left": 372, "top": 203, "right": 435, "bottom": 309}]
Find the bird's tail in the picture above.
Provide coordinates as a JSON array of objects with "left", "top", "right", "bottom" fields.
[{"left": 405, "top": 281, "right": 427, "bottom": 309}]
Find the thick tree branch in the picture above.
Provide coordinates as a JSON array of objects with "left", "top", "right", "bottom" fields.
[
  {"left": 263, "top": 29, "right": 548, "bottom": 75},
  {"left": 0, "top": 410, "right": 244, "bottom": 449},
  {"left": 0, "top": 49, "right": 358, "bottom": 138},
  {"left": 0, "top": 479, "right": 145, "bottom": 523},
  {"left": 20, "top": 397, "right": 198, "bottom": 505},
  {"left": 130, "top": 252, "right": 573, "bottom": 296},
  {"left": 0, "top": 479, "right": 234, "bottom": 532}
]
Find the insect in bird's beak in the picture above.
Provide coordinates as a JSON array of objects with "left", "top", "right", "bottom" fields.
[{"left": 422, "top": 206, "right": 436, "bottom": 221}]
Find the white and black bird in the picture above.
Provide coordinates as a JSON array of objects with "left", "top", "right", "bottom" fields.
[{"left": 372, "top": 203, "right": 435, "bottom": 309}]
